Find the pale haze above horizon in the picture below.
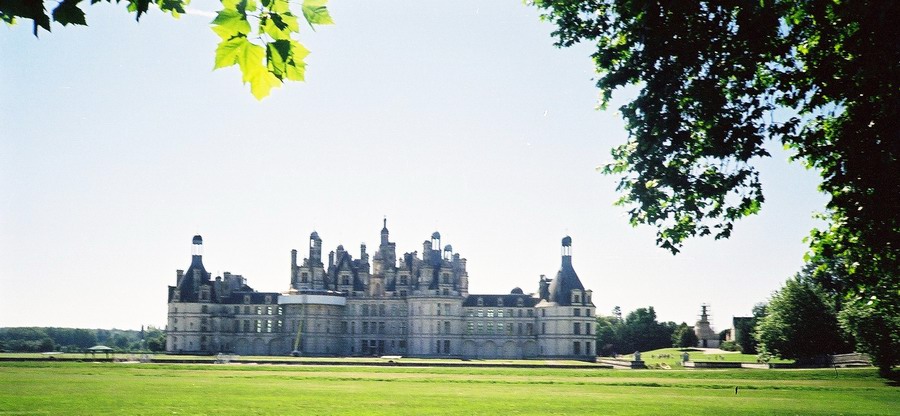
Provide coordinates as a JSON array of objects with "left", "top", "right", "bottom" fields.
[{"left": 0, "top": 1, "right": 828, "bottom": 332}]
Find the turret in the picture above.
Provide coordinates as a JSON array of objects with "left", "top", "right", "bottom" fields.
[
  {"left": 380, "top": 217, "right": 389, "bottom": 246},
  {"left": 547, "top": 236, "right": 587, "bottom": 305},
  {"left": 309, "top": 231, "right": 323, "bottom": 266}
]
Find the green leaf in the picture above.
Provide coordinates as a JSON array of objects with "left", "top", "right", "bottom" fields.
[
  {"left": 156, "top": 0, "right": 188, "bottom": 17},
  {"left": 301, "top": 0, "right": 333, "bottom": 29},
  {"left": 126, "top": 0, "right": 151, "bottom": 21},
  {"left": 266, "top": 39, "right": 308, "bottom": 81},
  {"left": 2, "top": 0, "right": 52, "bottom": 35},
  {"left": 248, "top": 69, "right": 281, "bottom": 99},
  {"left": 211, "top": 8, "right": 250, "bottom": 39},
  {"left": 261, "top": 12, "right": 299, "bottom": 40},
  {"left": 52, "top": 0, "right": 87, "bottom": 26}
]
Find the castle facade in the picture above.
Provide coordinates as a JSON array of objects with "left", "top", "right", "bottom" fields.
[{"left": 166, "top": 221, "right": 596, "bottom": 360}]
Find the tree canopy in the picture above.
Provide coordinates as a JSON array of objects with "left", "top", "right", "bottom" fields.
[
  {"left": 755, "top": 272, "right": 852, "bottom": 361},
  {"left": 535, "top": 0, "right": 898, "bottom": 374},
  {"left": 1, "top": 0, "right": 333, "bottom": 99}
]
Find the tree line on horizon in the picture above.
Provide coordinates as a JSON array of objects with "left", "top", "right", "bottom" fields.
[
  {"left": 596, "top": 260, "right": 858, "bottom": 363},
  {"left": 0, "top": 327, "right": 166, "bottom": 353}
]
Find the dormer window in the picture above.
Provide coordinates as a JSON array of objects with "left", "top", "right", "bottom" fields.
[
  {"left": 265, "top": 295, "right": 272, "bottom": 304},
  {"left": 572, "top": 290, "right": 582, "bottom": 304},
  {"left": 516, "top": 298, "right": 524, "bottom": 307},
  {"left": 200, "top": 287, "right": 210, "bottom": 302},
  {"left": 341, "top": 274, "right": 350, "bottom": 285},
  {"left": 442, "top": 273, "right": 450, "bottom": 284},
  {"left": 477, "top": 297, "right": 484, "bottom": 306},
  {"left": 497, "top": 298, "right": 504, "bottom": 307},
  {"left": 301, "top": 272, "right": 309, "bottom": 283},
  {"left": 243, "top": 295, "right": 251, "bottom": 304},
  {"left": 173, "top": 290, "right": 180, "bottom": 301}
]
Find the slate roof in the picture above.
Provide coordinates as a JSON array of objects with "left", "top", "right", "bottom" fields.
[
  {"left": 174, "top": 255, "right": 210, "bottom": 302},
  {"left": 462, "top": 294, "right": 540, "bottom": 308},
  {"left": 547, "top": 255, "right": 587, "bottom": 306}
]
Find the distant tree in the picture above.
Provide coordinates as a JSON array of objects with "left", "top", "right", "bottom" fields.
[
  {"left": 755, "top": 274, "right": 853, "bottom": 361},
  {"left": 618, "top": 307, "right": 676, "bottom": 352},
  {"left": 672, "top": 323, "right": 699, "bottom": 348},
  {"left": 145, "top": 327, "right": 167, "bottom": 352},
  {"left": 732, "top": 303, "right": 768, "bottom": 355},
  {"left": 595, "top": 315, "right": 623, "bottom": 356}
]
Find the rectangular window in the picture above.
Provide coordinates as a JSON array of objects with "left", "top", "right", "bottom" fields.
[
  {"left": 477, "top": 322, "right": 484, "bottom": 334},
  {"left": 574, "top": 341, "right": 581, "bottom": 355},
  {"left": 487, "top": 309, "right": 494, "bottom": 318},
  {"left": 585, "top": 322, "right": 591, "bottom": 335},
  {"left": 255, "top": 320, "right": 262, "bottom": 333},
  {"left": 444, "top": 321, "right": 450, "bottom": 334},
  {"left": 507, "top": 323, "right": 514, "bottom": 335},
  {"left": 586, "top": 341, "right": 592, "bottom": 355},
  {"left": 341, "top": 321, "right": 348, "bottom": 334},
  {"left": 266, "top": 306, "right": 273, "bottom": 315},
  {"left": 541, "top": 322, "right": 546, "bottom": 334},
  {"left": 497, "top": 309, "right": 504, "bottom": 318},
  {"left": 486, "top": 322, "right": 493, "bottom": 334},
  {"left": 436, "top": 340, "right": 442, "bottom": 354},
  {"left": 477, "top": 309, "right": 484, "bottom": 318},
  {"left": 517, "top": 323, "right": 523, "bottom": 335},
  {"left": 574, "top": 308, "right": 581, "bottom": 317},
  {"left": 574, "top": 322, "right": 581, "bottom": 335},
  {"left": 526, "top": 323, "right": 534, "bottom": 335},
  {"left": 378, "top": 322, "right": 386, "bottom": 334},
  {"left": 444, "top": 340, "right": 451, "bottom": 354},
  {"left": 467, "top": 322, "right": 474, "bottom": 335},
  {"left": 444, "top": 304, "right": 451, "bottom": 316},
  {"left": 256, "top": 306, "right": 262, "bottom": 315},
  {"left": 266, "top": 320, "right": 272, "bottom": 333},
  {"left": 528, "top": 310, "right": 534, "bottom": 317},
  {"left": 507, "top": 309, "right": 513, "bottom": 317},
  {"left": 362, "top": 304, "right": 369, "bottom": 316},
  {"left": 362, "top": 322, "right": 369, "bottom": 334},
  {"left": 243, "top": 320, "right": 250, "bottom": 332}
]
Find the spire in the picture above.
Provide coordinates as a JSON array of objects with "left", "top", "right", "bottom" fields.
[
  {"left": 548, "top": 236, "right": 586, "bottom": 305},
  {"left": 380, "top": 217, "right": 389, "bottom": 246}
]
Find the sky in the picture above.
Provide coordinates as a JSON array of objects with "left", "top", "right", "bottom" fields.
[{"left": 0, "top": 1, "right": 828, "bottom": 331}]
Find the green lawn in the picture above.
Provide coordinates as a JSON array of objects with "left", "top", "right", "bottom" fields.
[
  {"left": 612, "top": 348, "right": 793, "bottom": 369},
  {"left": 0, "top": 361, "right": 896, "bottom": 415}
]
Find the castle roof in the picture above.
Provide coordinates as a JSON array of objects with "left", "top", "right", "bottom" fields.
[
  {"left": 175, "top": 254, "right": 210, "bottom": 302},
  {"left": 462, "top": 294, "right": 540, "bottom": 307},
  {"left": 547, "top": 236, "right": 587, "bottom": 306}
]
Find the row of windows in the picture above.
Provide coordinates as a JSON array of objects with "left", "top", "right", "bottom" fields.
[
  {"left": 474, "top": 297, "right": 526, "bottom": 307},
  {"left": 466, "top": 322, "right": 535, "bottom": 336},
  {"left": 467, "top": 308, "right": 534, "bottom": 318}
]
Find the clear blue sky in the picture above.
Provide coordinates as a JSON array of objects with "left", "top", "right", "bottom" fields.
[{"left": 0, "top": 1, "right": 827, "bottom": 331}]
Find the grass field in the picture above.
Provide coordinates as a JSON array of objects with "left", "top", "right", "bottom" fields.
[
  {"left": 0, "top": 361, "right": 897, "bottom": 415},
  {"left": 616, "top": 348, "right": 793, "bottom": 369}
]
